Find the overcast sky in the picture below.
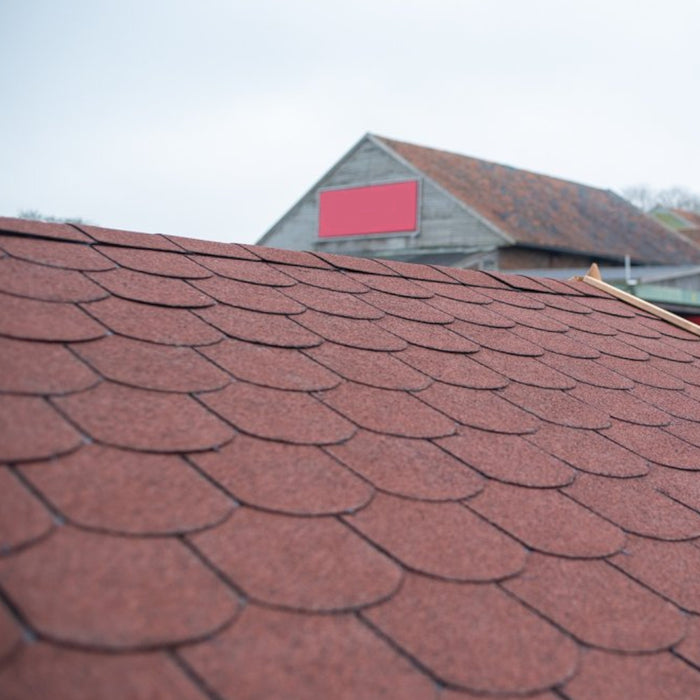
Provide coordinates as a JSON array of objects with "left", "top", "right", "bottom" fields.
[{"left": 2, "top": 1, "right": 699, "bottom": 243}]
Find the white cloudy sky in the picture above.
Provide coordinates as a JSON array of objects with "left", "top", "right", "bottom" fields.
[{"left": 1, "top": 1, "right": 698, "bottom": 243}]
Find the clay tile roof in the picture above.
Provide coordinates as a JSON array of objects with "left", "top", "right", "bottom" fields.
[
  {"left": 375, "top": 136, "right": 700, "bottom": 265},
  {"left": 2, "top": 216, "right": 700, "bottom": 698}
]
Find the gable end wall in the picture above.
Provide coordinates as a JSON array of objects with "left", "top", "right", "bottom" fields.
[{"left": 260, "top": 138, "right": 505, "bottom": 256}]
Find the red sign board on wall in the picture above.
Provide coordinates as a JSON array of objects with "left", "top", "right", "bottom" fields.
[{"left": 318, "top": 180, "right": 418, "bottom": 238}]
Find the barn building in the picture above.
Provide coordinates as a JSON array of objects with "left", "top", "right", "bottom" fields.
[{"left": 260, "top": 134, "right": 700, "bottom": 271}]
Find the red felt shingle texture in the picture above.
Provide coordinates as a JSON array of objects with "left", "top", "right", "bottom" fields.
[{"left": 2, "top": 217, "right": 700, "bottom": 698}]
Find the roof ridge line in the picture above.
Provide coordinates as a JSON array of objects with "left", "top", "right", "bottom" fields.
[{"left": 575, "top": 266, "right": 700, "bottom": 338}]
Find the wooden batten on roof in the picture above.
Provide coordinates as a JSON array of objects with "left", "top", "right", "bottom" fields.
[{"left": 575, "top": 263, "right": 700, "bottom": 338}]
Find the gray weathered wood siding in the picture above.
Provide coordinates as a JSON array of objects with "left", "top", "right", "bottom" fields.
[{"left": 259, "top": 137, "right": 506, "bottom": 257}]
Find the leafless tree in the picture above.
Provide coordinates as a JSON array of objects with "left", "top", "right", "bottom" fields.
[{"left": 620, "top": 185, "right": 700, "bottom": 213}]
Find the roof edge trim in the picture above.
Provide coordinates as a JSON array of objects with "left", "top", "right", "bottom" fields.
[{"left": 575, "top": 269, "right": 700, "bottom": 338}]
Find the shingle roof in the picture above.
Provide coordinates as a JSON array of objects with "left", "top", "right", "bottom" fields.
[
  {"left": 375, "top": 135, "right": 700, "bottom": 265},
  {"left": 2, "top": 216, "right": 700, "bottom": 698}
]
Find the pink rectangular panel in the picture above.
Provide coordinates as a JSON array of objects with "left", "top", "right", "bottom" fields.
[{"left": 318, "top": 180, "right": 418, "bottom": 238}]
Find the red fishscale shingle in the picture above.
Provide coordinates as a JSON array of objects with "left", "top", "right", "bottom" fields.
[
  {"left": 191, "top": 276, "right": 304, "bottom": 314},
  {"left": 426, "top": 295, "right": 513, "bottom": 326},
  {"left": 346, "top": 271, "right": 434, "bottom": 297},
  {"left": 76, "top": 225, "right": 181, "bottom": 251},
  {"left": 344, "top": 493, "right": 527, "bottom": 581},
  {"left": 0, "top": 235, "right": 115, "bottom": 270},
  {"left": 503, "top": 383, "right": 611, "bottom": 429},
  {"left": 480, "top": 288, "right": 547, "bottom": 309},
  {"left": 21, "top": 445, "right": 234, "bottom": 536},
  {"left": 313, "top": 251, "right": 397, "bottom": 275},
  {"left": 305, "top": 342, "right": 430, "bottom": 390},
  {"left": 599, "top": 355, "right": 684, "bottom": 389},
  {"left": 652, "top": 356, "right": 700, "bottom": 386},
  {"left": 189, "top": 509, "right": 402, "bottom": 611},
  {"left": 536, "top": 294, "right": 593, "bottom": 314},
  {"left": 190, "top": 434, "right": 372, "bottom": 516},
  {"left": 240, "top": 244, "right": 331, "bottom": 268},
  {"left": 486, "top": 301, "right": 569, "bottom": 332},
  {"left": 415, "top": 279, "right": 493, "bottom": 303},
  {"left": 166, "top": 233, "right": 259, "bottom": 259},
  {"left": 438, "top": 427, "right": 574, "bottom": 487},
  {"left": 472, "top": 348, "right": 576, "bottom": 390},
  {"left": 0, "top": 396, "right": 83, "bottom": 463},
  {"left": 181, "top": 605, "right": 437, "bottom": 700},
  {"left": 95, "top": 246, "right": 211, "bottom": 278},
  {"left": 0, "top": 602, "right": 21, "bottom": 664},
  {"left": 605, "top": 317, "right": 665, "bottom": 341},
  {"left": 631, "top": 384, "right": 700, "bottom": 421},
  {"left": 564, "top": 472, "right": 700, "bottom": 540},
  {"left": 637, "top": 315, "right": 698, "bottom": 339},
  {"left": 657, "top": 334, "right": 700, "bottom": 360},
  {"left": 379, "top": 258, "right": 457, "bottom": 283},
  {"left": 648, "top": 466, "right": 700, "bottom": 513},
  {"left": 512, "top": 325, "right": 600, "bottom": 358},
  {"left": 563, "top": 649, "right": 700, "bottom": 700},
  {"left": 666, "top": 419, "right": 700, "bottom": 447},
  {"left": 453, "top": 323, "right": 545, "bottom": 357},
  {"left": 326, "top": 430, "right": 484, "bottom": 501},
  {"left": 467, "top": 481, "right": 625, "bottom": 558},
  {"left": 364, "top": 574, "right": 578, "bottom": 695},
  {"left": 378, "top": 315, "right": 480, "bottom": 353},
  {"left": 610, "top": 535, "right": 700, "bottom": 613},
  {"left": 319, "top": 382, "right": 455, "bottom": 438},
  {"left": 273, "top": 264, "right": 369, "bottom": 292},
  {"left": 87, "top": 268, "right": 214, "bottom": 308},
  {"left": 0, "top": 644, "right": 208, "bottom": 700},
  {"left": 197, "top": 305, "right": 320, "bottom": 348},
  {"left": 567, "top": 328, "right": 651, "bottom": 360},
  {"left": 0, "top": 256, "right": 107, "bottom": 303},
  {"left": 397, "top": 345, "right": 508, "bottom": 389},
  {"left": 201, "top": 338, "right": 338, "bottom": 391},
  {"left": 526, "top": 423, "right": 649, "bottom": 477},
  {"left": 55, "top": 383, "right": 234, "bottom": 453},
  {"left": 0, "top": 467, "right": 54, "bottom": 553},
  {"left": 545, "top": 308, "right": 618, "bottom": 335},
  {"left": 569, "top": 384, "right": 671, "bottom": 426},
  {"left": 620, "top": 332, "right": 695, "bottom": 362},
  {"left": 0, "top": 216, "right": 90, "bottom": 242},
  {"left": 438, "top": 266, "right": 510, "bottom": 288},
  {"left": 0, "top": 338, "right": 97, "bottom": 395},
  {"left": 574, "top": 296, "right": 638, "bottom": 318},
  {"left": 421, "top": 383, "right": 540, "bottom": 435},
  {"left": 675, "top": 615, "right": 700, "bottom": 667},
  {"left": 201, "top": 382, "right": 354, "bottom": 445},
  {"left": 72, "top": 336, "right": 229, "bottom": 394},
  {"left": 524, "top": 277, "right": 582, "bottom": 296},
  {"left": 291, "top": 309, "right": 405, "bottom": 350},
  {"left": 485, "top": 272, "right": 552, "bottom": 293},
  {"left": 0, "top": 293, "right": 106, "bottom": 342},
  {"left": 561, "top": 279, "right": 611, "bottom": 297},
  {"left": 281, "top": 282, "right": 383, "bottom": 319},
  {"left": 504, "top": 554, "right": 686, "bottom": 652},
  {"left": 602, "top": 420, "right": 700, "bottom": 469},
  {"left": 190, "top": 256, "right": 295, "bottom": 286},
  {"left": 0, "top": 527, "right": 239, "bottom": 649},
  {"left": 540, "top": 353, "right": 634, "bottom": 389},
  {"left": 85, "top": 297, "right": 222, "bottom": 346},
  {"left": 361, "top": 289, "right": 454, "bottom": 323}
]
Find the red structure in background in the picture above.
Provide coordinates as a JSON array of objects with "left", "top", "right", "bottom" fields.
[{"left": 318, "top": 180, "right": 418, "bottom": 238}]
